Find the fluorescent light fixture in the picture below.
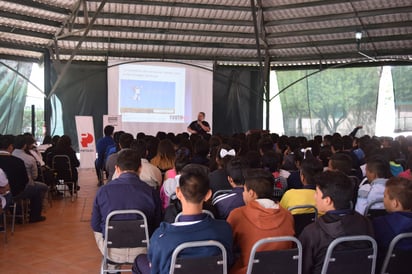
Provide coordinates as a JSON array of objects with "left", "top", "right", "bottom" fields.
[{"left": 355, "top": 31, "right": 362, "bottom": 41}]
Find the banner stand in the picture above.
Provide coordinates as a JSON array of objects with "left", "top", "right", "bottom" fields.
[{"left": 75, "top": 116, "right": 96, "bottom": 169}]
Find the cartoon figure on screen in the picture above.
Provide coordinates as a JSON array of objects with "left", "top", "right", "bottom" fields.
[{"left": 133, "top": 86, "right": 141, "bottom": 101}]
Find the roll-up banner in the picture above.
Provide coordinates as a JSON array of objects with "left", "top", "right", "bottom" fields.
[{"left": 75, "top": 116, "right": 96, "bottom": 168}]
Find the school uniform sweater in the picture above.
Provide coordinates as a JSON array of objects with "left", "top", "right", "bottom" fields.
[{"left": 148, "top": 214, "right": 233, "bottom": 274}]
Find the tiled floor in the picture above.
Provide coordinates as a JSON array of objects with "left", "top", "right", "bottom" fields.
[{"left": 0, "top": 169, "right": 102, "bottom": 274}]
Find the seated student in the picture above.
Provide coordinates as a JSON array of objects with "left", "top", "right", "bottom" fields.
[
  {"left": 261, "top": 150, "right": 288, "bottom": 198},
  {"left": 212, "top": 157, "right": 245, "bottom": 219},
  {"left": 299, "top": 171, "right": 374, "bottom": 274},
  {"left": 398, "top": 158, "right": 412, "bottom": 180},
  {"left": 91, "top": 149, "right": 162, "bottom": 272},
  {"left": 0, "top": 135, "right": 47, "bottom": 222},
  {"left": 0, "top": 168, "right": 12, "bottom": 221},
  {"left": 133, "top": 164, "right": 233, "bottom": 274},
  {"left": 130, "top": 140, "right": 162, "bottom": 189},
  {"left": 227, "top": 168, "right": 295, "bottom": 274},
  {"left": 209, "top": 144, "right": 236, "bottom": 193},
  {"left": 328, "top": 152, "right": 360, "bottom": 207},
  {"left": 373, "top": 177, "right": 412, "bottom": 266},
  {"left": 191, "top": 138, "right": 210, "bottom": 167},
  {"left": 105, "top": 132, "right": 134, "bottom": 182},
  {"left": 285, "top": 149, "right": 304, "bottom": 190},
  {"left": 355, "top": 155, "right": 390, "bottom": 215},
  {"left": 160, "top": 153, "right": 191, "bottom": 210},
  {"left": 280, "top": 152, "right": 323, "bottom": 214}
]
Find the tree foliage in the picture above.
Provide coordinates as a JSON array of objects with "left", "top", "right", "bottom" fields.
[
  {"left": 392, "top": 66, "right": 412, "bottom": 130},
  {"left": 276, "top": 67, "right": 381, "bottom": 136}
]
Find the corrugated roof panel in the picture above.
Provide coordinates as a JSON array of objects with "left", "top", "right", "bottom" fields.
[
  {"left": 0, "top": 32, "right": 49, "bottom": 46},
  {"left": 372, "top": 26, "right": 412, "bottom": 36},
  {"left": 266, "top": 18, "right": 357, "bottom": 33},
  {"left": 268, "top": 35, "right": 312, "bottom": 45},
  {"left": 0, "top": 0, "right": 410, "bottom": 65},
  {"left": 59, "top": 54, "right": 107, "bottom": 61},
  {"left": 264, "top": 2, "right": 353, "bottom": 21},
  {"left": 0, "top": 2, "right": 67, "bottom": 22},
  {"left": 0, "top": 17, "right": 57, "bottom": 34},
  {"left": 36, "top": 0, "right": 76, "bottom": 10},
  {"left": 310, "top": 32, "right": 353, "bottom": 42},
  {"left": 362, "top": 13, "right": 412, "bottom": 24},
  {"left": 319, "top": 44, "right": 360, "bottom": 53},
  {"left": 353, "top": 0, "right": 410, "bottom": 10},
  {"left": 373, "top": 40, "right": 412, "bottom": 49},
  {"left": 0, "top": 47, "right": 42, "bottom": 59},
  {"left": 58, "top": 40, "right": 74, "bottom": 49},
  {"left": 274, "top": 47, "right": 320, "bottom": 56}
]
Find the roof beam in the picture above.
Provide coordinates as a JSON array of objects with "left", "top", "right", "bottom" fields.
[
  {"left": 52, "top": 48, "right": 412, "bottom": 64},
  {"left": 57, "top": 32, "right": 412, "bottom": 52},
  {"left": 62, "top": 21, "right": 411, "bottom": 41},
  {"left": 55, "top": 48, "right": 260, "bottom": 62},
  {"left": 48, "top": 0, "right": 108, "bottom": 99},
  {"left": 60, "top": 36, "right": 257, "bottom": 50}
]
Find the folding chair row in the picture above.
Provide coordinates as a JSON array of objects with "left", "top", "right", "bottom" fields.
[{"left": 101, "top": 209, "right": 411, "bottom": 274}]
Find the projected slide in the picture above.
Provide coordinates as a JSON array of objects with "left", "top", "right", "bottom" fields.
[
  {"left": 119, "top": 64, "right": 185, "bottom": 123},
  {"left": 108, "top": 60, "right": 213, "bottom": 135}
]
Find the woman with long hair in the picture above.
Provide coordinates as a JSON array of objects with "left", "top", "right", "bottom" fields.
[{"left": 150, "top": 139, "right": 175, "bottom": 174}]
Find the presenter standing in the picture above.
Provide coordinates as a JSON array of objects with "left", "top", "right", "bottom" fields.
[{"left": 187, "top": 112, "right": 211, "bottom": 137}]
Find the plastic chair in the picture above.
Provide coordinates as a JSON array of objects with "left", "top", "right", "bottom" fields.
[
  {"left": 288, "top": 205, "right": 318, "bottom": 236},
  {"left": 174, "top": 209, "right": 215, "bottom": 223},
  {"left": 364, "top": 199, "right": 386, "bottom": 219},
  {"left": 380, "top": 232, "right": 412, "bottom": 274},
  {"left": 246, "top": 236, "right": 302, "bottom": 274},
  {"left": 169, "top": 240, "right": 227, "bottom": 274},
  {"left": 52, "top": 155, "right": 77, "bottom": 202},
  {"left": 101, "top": 209, "right": 150, "bottom": 274},
  {"left": 321, "top": 235, "right": 377, "bottom": 274}
]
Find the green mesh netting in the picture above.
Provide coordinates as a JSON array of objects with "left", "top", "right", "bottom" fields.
[{"left": 0, "top": 60, "right": 33, "bottom": 134}]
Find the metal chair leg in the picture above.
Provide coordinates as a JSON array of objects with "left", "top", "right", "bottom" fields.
[{"left": 1, "top": 210, "right": 6, "bottom": 243}]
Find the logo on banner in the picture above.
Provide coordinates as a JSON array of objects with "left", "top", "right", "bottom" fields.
[{"left": 80, "top": 133, "right": 94, "bottom": 148}]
